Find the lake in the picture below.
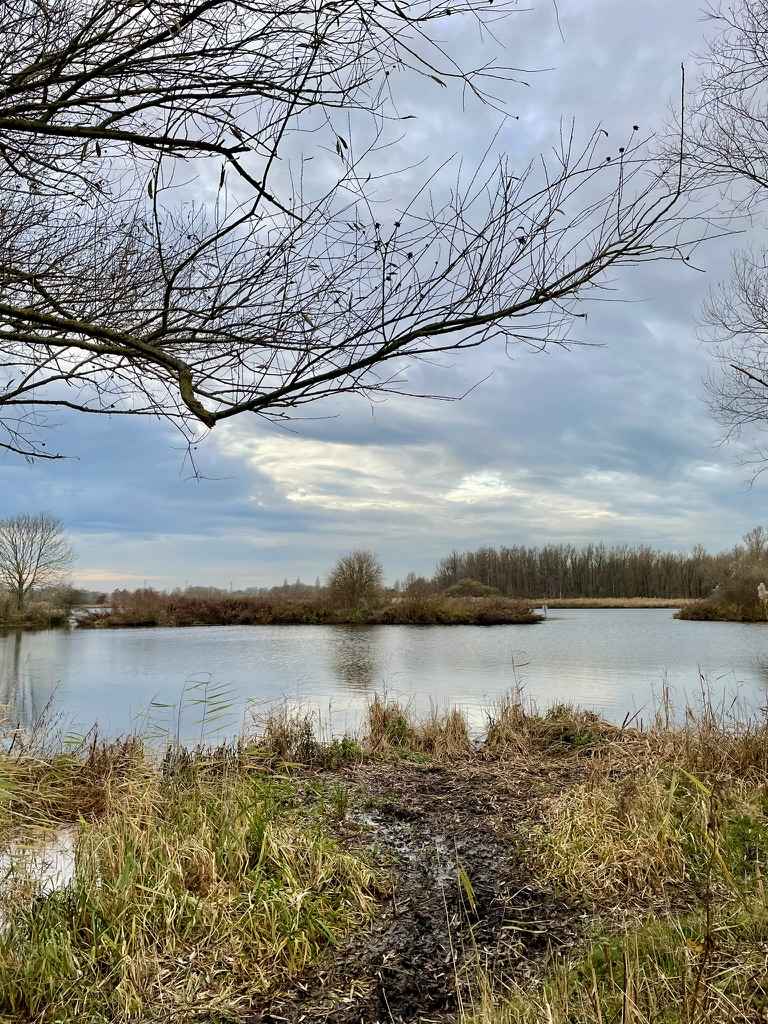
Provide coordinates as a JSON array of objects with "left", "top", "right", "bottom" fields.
[{"left": 1, "top": 609, "right": 767, "bottom": 742}]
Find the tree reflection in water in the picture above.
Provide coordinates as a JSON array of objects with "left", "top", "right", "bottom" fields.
[
  {"left": 0, "top": 631, "right": 37, "bottom": 731},
  {"left": 329, "top": 627, "right": 381, "bottom": 692}
]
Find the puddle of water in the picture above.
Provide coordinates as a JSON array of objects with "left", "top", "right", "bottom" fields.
[{"left": 0, "top": 828, "right": 75, "bottom": 893}]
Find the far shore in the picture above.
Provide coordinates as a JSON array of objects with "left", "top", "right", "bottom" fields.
[
  {"left": 0, "top": 595, "right": 702, "bottom": 633},
  {"left": 534, "top": 596, "right": 694, "bottom": 609},
  {"left": 74, "top": 594, "right": 544, "bottom": 629}
]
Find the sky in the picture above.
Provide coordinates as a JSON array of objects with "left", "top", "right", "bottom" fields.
[{"left": 3, "top": 0, "right": 768, "bottom": 591}]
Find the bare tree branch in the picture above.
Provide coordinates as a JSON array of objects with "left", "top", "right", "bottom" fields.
[
  {"left": 0, "top": 0, "right": 698, "bottom": 459},
  {"left": 681, "top": 2, "right": 768, "bottom": 465}
]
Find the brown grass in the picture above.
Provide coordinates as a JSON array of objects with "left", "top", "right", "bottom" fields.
[
  {"left": 247, "top": 687, "right": 768, "bottom": 780},
  {"left": 457, "top": 692, "right": 768, "bottom": 1024},
  {"left": 80, "top": 592, "right": 543, "bottom": 628},
  {"left": 0, "top": 733, "right": 379, "bottom": 1022},
  {"left": 363, "top": 697, "right": 473, "bottom": 758}
]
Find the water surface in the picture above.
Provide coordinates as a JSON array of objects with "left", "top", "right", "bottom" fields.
[{"left": 1, "top": 609, "right": 766, "bottom": 741}]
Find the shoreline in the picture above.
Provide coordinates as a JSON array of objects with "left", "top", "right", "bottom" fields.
[
  {"left": 75, "top": 596, "right": 544, "bottom": 629},
  {"left": 532, "top": 596, "right": 692, "bottom": 608},
  {"left": 0, "top": 694, "right": 764, "bottom": 1021},
  {"left": 71, "top": 596, "right": 698, "bottom": 631}
]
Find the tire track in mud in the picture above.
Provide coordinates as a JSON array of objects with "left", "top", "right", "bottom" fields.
[{"left": 250, "top": 761, "right": 588, "bottom": 1024}]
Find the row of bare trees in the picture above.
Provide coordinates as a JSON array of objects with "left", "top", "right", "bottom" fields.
[{"left": 433, "top": 541, "right": 739, "bottom": 599}]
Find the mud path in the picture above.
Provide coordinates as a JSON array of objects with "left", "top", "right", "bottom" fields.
[{"left": 249, "top": 759, "right": 588, "bottom": 1024}]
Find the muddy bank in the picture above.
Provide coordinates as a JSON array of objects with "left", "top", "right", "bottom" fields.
[{"left": 249, "top": 760, "right": 588, "bottom": 1024}]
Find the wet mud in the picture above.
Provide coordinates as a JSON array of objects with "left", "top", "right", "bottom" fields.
[{"left": 249, "top": 760, "right": 588, "bottom": 1024}]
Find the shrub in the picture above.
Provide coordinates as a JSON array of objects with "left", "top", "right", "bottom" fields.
[{"left": 444, "top": 578, "right": 501, "bottom": 598}]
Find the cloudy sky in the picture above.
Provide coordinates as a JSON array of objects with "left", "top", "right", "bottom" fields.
[{"left": 3, "top": 0, "right": 767, "bottom": 590}]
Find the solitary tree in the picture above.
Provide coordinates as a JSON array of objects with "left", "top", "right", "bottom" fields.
[
  {"left": 328, "top": 550, "right": 383, "bottom": 610},
  {"left": 0, "top": 0, "right": 696, "bottom": 460},
  {"left": 0, "top": 514, "right": 73, "bottom": 611}
]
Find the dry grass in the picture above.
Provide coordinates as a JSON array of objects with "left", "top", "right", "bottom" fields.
[
  {"left": 364, "top": 696, "right": 473, "bottom": 758},
  {"left": 0, "top": 736, "right": 147, "bottom": 840},
  {"left": 248, "top": 696, "right": 474, "bottom": 764},
  {"left": 0, "top": 742, "right": 379, "bottom": 1023},
  {"left": 248, "top": 704, "right": 364, "bottom": 768},
  {"left": 463, "top": 908, "right": 768, "bottom": 1023},
  {"left": 249, "top": 688, "right": 768, "bottom": 777},
  {"left": 1, "top": 689, "right": 766, "bottom": 1022},
  {"left": 82, "top": 591, "right": 542, "bottom": 629},
  {"left": 526, "top": 768, "right": 768, "bottom": 902},
  {"left": 484, "top": 692, "right": 620, "bottom": 759},
  {"left": 459, "top": 692, "right": 768, "bottom": 1024}
]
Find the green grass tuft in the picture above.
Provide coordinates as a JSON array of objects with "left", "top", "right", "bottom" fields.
[{"left": 0, "top": 756, "right": 378, "bottom": 1022}]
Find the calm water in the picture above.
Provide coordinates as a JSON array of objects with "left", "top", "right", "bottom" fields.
[{"left": 1, "top": 609, "right": 767, "bottom": 741}]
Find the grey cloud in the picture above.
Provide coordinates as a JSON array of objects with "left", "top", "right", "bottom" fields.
[{"left": 5, "top": 0, "right": 766, "bottom": 587}]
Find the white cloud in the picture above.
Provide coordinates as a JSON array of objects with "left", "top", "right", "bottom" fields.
[{"left": 219, "top": 428, "right": 455, "bottom": 514}]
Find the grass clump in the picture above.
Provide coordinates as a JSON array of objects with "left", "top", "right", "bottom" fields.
[
  {"left": 465, "top": 908, "right": 768, "bottom": 1023},
  {"left": 0, "top": 751, "right": 378, "bottom": 1022},
  {"left": 0, "top": 736, "right": 147, "bottom": 840},
  {"left": 248, "top": 706, "right": 364, "bottom": 768},
  {"left": 364, "top": 697, "right": 472, "bottom": 759},
  {"left": 527, "top": 768, "right": 768, "bottom": 903},
  {"left": 484, "top": 693, "right": 617, "bottom": 758}
]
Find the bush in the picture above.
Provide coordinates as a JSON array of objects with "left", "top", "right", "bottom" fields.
[{"left": 443, "top": 578, "right": 501, "bottom": 598}]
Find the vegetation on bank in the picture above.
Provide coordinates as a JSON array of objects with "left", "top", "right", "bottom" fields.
[
  {"left": 77, "top": 590, "right": 543, "bottom": 629},
  {"left": 677, "top": 601, "right": 768, "bottom": 622},
  {"left": 0, "top": 689, "right": 765, "bottom": 1021},
  {"left": 0, "top": 594, "right": 69, "bottom": 631},
  {"left": 0, "top": 736, "right": 379, "bottom": 1022},
  {"left": 677, "top": 553, "right": 768, "bottom": 622}
]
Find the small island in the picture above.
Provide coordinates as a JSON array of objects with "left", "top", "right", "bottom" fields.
[{"left": 78, "top": 566, "right": 543, "bottom": 628}]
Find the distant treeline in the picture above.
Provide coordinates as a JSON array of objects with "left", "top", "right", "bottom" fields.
[{"left": 433, "top": 544, "right": 736, "bottom": 600}]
